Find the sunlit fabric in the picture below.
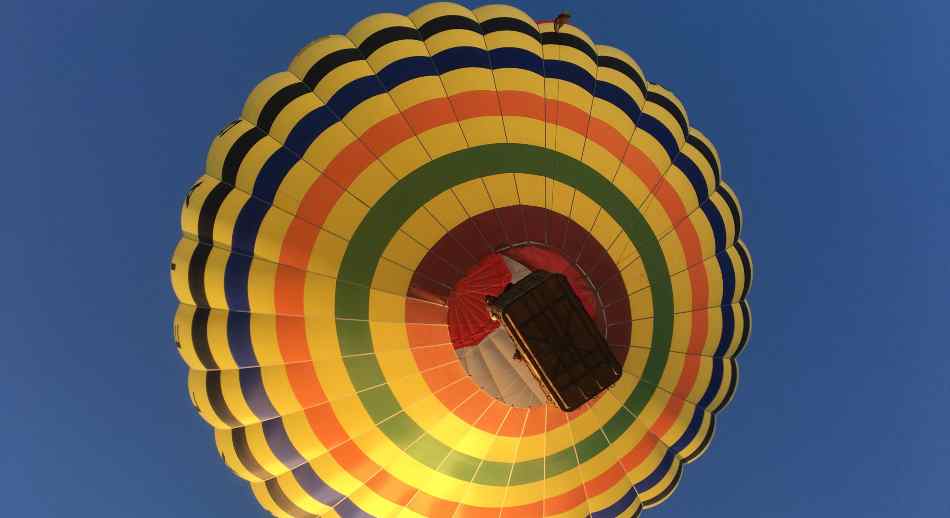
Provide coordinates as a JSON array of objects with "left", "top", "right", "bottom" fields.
[{"left": 169, "top": 3, "right": 752, "bottom": 516}]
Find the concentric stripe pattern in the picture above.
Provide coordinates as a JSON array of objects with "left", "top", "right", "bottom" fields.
[{"left": 170, "top": 3, "right": 752, "bottom": 517}]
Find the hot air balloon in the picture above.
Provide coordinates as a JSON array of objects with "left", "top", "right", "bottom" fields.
[{"left": 170, "top": 3, "right": 752, "bottom": 517}]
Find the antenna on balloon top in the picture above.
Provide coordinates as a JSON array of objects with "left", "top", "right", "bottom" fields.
[
  {"left": 554, "top": 11, "right": 571, "bottom": 32},
  {"left": 537, "top": 11, "right": 572, "bottom": 32}
]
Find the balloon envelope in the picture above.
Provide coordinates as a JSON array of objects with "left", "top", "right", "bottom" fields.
[{"left": 170, "top": 3, "right": 752, "bottom": 516}]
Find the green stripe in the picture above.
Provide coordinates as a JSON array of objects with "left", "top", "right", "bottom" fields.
[{"left": 335, "top": 144, "right": 673, "bottom": 485}]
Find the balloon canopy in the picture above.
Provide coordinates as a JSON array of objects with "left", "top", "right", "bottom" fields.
[{"left": 170, "top": 3, "right": 752, "bottom": 517}]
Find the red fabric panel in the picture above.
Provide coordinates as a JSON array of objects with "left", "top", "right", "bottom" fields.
[{"left": 446, "top": 254, "right": 511, "bottom": 349}]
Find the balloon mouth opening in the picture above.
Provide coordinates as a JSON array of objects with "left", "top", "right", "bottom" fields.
[{"left": 447, "top": 244, "right": 609, "bottom": 408}]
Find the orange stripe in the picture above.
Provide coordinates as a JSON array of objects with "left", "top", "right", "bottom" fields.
[
  {"left": 544, "top": 484, "right": 587, "bottom": 515},
  {"left": 284, "top": 362, "right": 326, "bottom": 408},
  {"left": 324, "top": 139, "right": 377, "bottom": 188},
  {"left": 473, "top": 400, "right": 508, "bottom": 431},
  {"left": 549, "top": 98, "right": 590, "bottom": 136},
  {"left": 498, "top": 90, "right": 546, "bottom": 120},
  {"left": 587, "top": 116, "right": 630, "bottom": 158},
  {"left": 545, "top": 406, "right": 567, "bottom": 431},
  {"left": 523, "top": 407, "right": 547, "bottom": 435},
  {"left": 406, "top": 323, "right": 451, "bottom": 347},
  {"left": 622, "top": 147, "right": 661, "bottom": 193},
  {"left": 332, "top": 441, "right": 377, "bottom": 482},
  {"left": 412, "top": 344, "right": 458, "bottom": 371},
  {"left": 273, "top": 265, "right": 305, "bottom": 315},
  {"left": 272, "top": 317, "right": 311, "bottom": 364},
  {"left": 456, "top": 392, "right": 494, "bottom": 423},
  {"left": 422, "top": 362, "right": 467, "bottom": 393},
  {"left": 619, "top": 432, "right": 659, "bottom": 470},
  {"left": 457, "top": 504, "right": 504, "bottom": 518},
  {"left": 364, "top": 469, "right": 416, "bottom": 506},
  {"left": 278, "top": 221, "right": 318, "bottom": 272},
  {"left": 498, "top": 407, "right": 528, "bottom": 436},
  {"left": 649, "top": 396, "right": 685, "bottom": 439},
  {"left": 296, "top": 174, "right": 344, "bottom": 226},
  {"left": 360, "top": 112, "right": 416, "bottom": 158},
  {"left": 584, "top": 462, "right": 629, "bottom": 498},
  {"left": 409, "top": 494, "right": 460, "bottom": 517},
  {"left": 405, "top": 299, "right": 448, "bottom": 324},
  {"left": 501, "top": 501, "right": 543, "bottom": 517},
  {"left": 304, "top": 402, "right": 350, "bottom": 450},
  {"left": 402, "top": 97, "right": 460, "bottom": 134},
  {"left": 453, "top": 90, "right": 503, "bottom": 119}
]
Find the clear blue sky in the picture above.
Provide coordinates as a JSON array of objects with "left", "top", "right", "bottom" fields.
[{"left": 3, "top": 1, "right": 948, "bottom": 516}]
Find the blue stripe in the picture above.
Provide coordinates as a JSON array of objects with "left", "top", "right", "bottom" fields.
[
  {"left": 670, "top": 408, "right": 704, "bottom": 454},
  {"left": 635, "top": 447, "right": 677, "bottom": 493},
  {"left": 252, "top": 147, "right": 297, "bottom": 202},
  {"left": 285, "top": 107, "right": 337, "bottom": 155},
  {"left": 590, "top": 481, "right": 640, "bottom": 518},
  {"left": 700, "top": 197, "right": 727, "bottom": 252},
  {"left": 336, "top": 498, "right": 374, "bottom": 518},
  {"left": 282, "top": 49, "right": 668, "bottom": 181},
  {"left": 718, "top": 250, "right": 737, "bottom": 307},
  {"left": 697, "top": 358, "right": 724, "bottom": 409},
  {"left": 637, "top": 113, "right": 679, "bottom": 160},
  {"left": 673, "top": 152, "right": 709, "bottom": 201},
  {"left": 223, "top": 253, "right": 251, "bottom": 312},
  {"left": 224, "top": 191, "right": 271, "bottom": 311},
  {"left": 261, "top": 418, "right": 307, "bottom": 469},
  {"left": 377, "top": 55, "right": 437, "bottom": 89},
  {"left": 488, "top": 47, "right": 543, "bottom": 75},
  {"left": 226, "top": 311, "right": 258, "bottom": 367},
  {"left": 239, "top": 367, "right": 279, "bottom": 420},
  {"left": 595, "top": 80, "right": 642, "bottom": 124},
  {"left": 545, "top": 59, "right": 595, "bottom": 92},
  {"left": 230, "top": 198, "right": 269, "bottom": 256},
  {"left": 292, "top": 464, "right": 346, "bottom": 506},
  {"left": 432, "top": 46, "right": 490, "bottom": 72},
  {"left": 714, "top": 304, "right": 736, "bottom": 358},
  {"left": 327, "top": 75, "right": 385, "bottom": 118},
  {"left": 694, "top": 250, "right": 735, "bottom": 409}
]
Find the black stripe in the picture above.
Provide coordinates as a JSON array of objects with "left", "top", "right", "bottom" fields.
[
  {"left": 184, "top": 180, "right": 202, "bottom": 208},
  {"left": 718, "top": 359, "right": 739, "bottom": 409},
  {"left": 646, "top": 91, "right": 688, "bottom": 137},
  {"left": 217, "top": 119, "right": 241, "bottom": 137},
  {"left": 734, "top": 241, "right": 752, "bottom": 301},
  {"left": 418, "top": 14, "right": 483, "bottom": 39},
  {"left": 221, "top": 127, "right": 266, "bottom": 185},
  {"left": 187, "top": 243, "right": 212, "bottom": 308},
  {"left": 187, "top": 182, "right": 229, "bottom": 321},
  {"left": 736, "top": 301, "right": 751, "bottom": 356},
  {"left": 481, "top": 17, "right": 541, "bottom": 43},
  {"left": 644, "top": 460, "right": 683, "bottom": 506},
  {"left": 197, "top": 182, "right": 231, "bottom": 243},
  {"left": 231, "top": 426, "right": 274, "bottom": 480},
  {"left": 190, "top": 307, "right": 219, "bottom": 370},
  {"left": 597, "top": 55, "right": 646, "bottom": 96},
  {"left": 358, "top": 26, "right": 421, "bottom": 57},
  {"left": 687, "top": 134, "right": 720, "bottom": 184},
  {"left": 541, "top": 31, "right": 598, "bottom": 64},
  {"left": 265, "top": 478, "right": 312, "bottom": 518},
  {"left": 717, "top": 185, "right": 742, "bottom": 238},
  {"left": 683, "top": 416, "right": 715, "bottom": 463},
  {"left": 256, "top": 82, "right": 311, "bottom": 133},
  {"left": 205, "top": 371, "right": 242, "bottom": 428},
  {"left": 303, "top": 48, "right": 362, "bottom": 88}
]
